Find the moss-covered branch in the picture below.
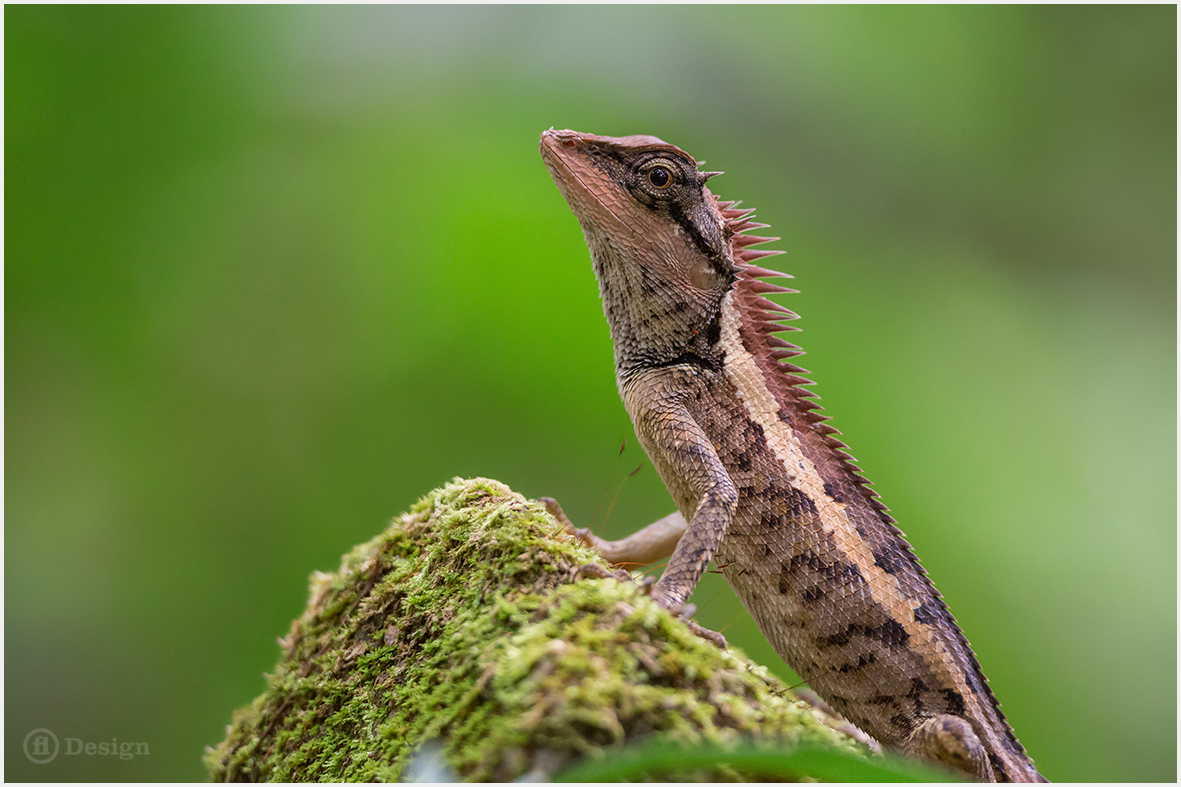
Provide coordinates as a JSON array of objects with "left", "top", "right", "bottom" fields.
[{"left": 206, "top": 477, "right": 898, "bottom": 781}]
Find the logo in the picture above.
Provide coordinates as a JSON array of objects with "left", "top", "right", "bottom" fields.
[
  {"left": 24, "top": 729, "right": 59, "bottom": 764},
  {"left": 22, "top": 728, "right": 149, "bottom": 764}
]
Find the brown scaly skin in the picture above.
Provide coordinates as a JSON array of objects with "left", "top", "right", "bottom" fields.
[{"left": 539, "top": 129, "right": 1045, "bottom": 783}]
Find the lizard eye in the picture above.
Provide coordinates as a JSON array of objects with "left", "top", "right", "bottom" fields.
[{"left": 647, "top": 167, "right": 672, "bottom": 189}]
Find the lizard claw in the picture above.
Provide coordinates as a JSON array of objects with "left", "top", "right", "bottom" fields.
[
  {"left": 649, "top": 590, "right": 728, "bottom": 650},
  {"left": 664, "top": 600, "right": 728, "bottom": 649},
  {"left": 537, "top": 496, "right": 601, "bottom": 551},
  {"left": 536, "top": 497, "right": 573, "bottom": 530}
]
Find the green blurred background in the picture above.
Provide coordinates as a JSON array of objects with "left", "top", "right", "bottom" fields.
[{"left": 6, "top": 6, "right": 1175, "bottom": 781}]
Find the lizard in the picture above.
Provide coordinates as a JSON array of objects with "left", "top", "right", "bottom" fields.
[{"left": 538, "top": 128, "right": 1045, "bottom": 782}]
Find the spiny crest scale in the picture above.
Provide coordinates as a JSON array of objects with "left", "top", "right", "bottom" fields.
[{"left": 713, "top": 189, "right": 898, "bottom": 523}]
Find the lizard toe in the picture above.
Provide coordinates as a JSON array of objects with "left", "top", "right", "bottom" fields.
[
  {"left": 574, "top": 562, "right": 633, "bottom": 584},
  {"left": 683, "top": 619, "right": 727, "bottom": 650}
]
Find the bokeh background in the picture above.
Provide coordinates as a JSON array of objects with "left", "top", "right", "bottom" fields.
[{"left": 6, "top": 6, "right": 1175, "bottom": 781}]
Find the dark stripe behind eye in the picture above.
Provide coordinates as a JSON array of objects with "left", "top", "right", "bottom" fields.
[{"left": 669, "top": 202, "right": 721, "bottom": 259}]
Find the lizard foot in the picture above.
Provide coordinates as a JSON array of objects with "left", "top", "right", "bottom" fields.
[
  {"left": 537, "top": 496, "right": 687, "bottom": 568},
  {"left": 539, "top": 498, "right": 633, "bottom": 583},
  {"left": 538, "top": 496, "right": 725, "bottom": 649},
  {"left": 572, "top": 563, "right": 727, "bottom": 649},
  {"left": 537, "top": 496, "right": 608, "bottom": 553},
  {"left": 648, "top": 586, "right": 728, "bottom": 650},
  {"left": 681, "top": 617, "right": 727, "bottom": 649},
  {"left": 573, "top": 561, "right": 634, "bottom": 585},
  {"left": 536, "top": 496, "right": 573, "bottom": 530},
  {"left": 906, "top": 714, "right": 991, "bottom": 782}
]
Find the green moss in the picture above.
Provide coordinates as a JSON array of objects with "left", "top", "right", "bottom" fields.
[{"left": 206, "top": 477, "right": 867, "bottom": 781}]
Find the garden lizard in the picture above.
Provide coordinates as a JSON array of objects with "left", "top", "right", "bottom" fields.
[{"left": 538, "top": 128, "right": 1045, "bottom": 782}]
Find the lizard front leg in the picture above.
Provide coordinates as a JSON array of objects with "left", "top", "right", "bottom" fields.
[
  {"left": 547, "top": 385, "right": 736, "bottom": 644},
  {"left": 625, "top": 384, "right": 739, "bottom": 613}
]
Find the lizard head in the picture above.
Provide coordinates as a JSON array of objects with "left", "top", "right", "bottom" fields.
[{"left": 540, "top": 128, "right": 738, "bottom": 369}]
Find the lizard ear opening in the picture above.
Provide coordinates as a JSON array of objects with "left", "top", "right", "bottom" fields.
[{"left": 689, "top": 258, "right": 725, "bottom": 291}]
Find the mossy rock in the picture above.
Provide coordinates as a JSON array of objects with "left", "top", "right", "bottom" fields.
[{"left": 206, "top": 477, "right": 881, "bottom": 781}]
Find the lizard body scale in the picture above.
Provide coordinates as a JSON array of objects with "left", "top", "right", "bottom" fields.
[{"left": 539, "top": 129, "right": 1044, "bottom": 782}]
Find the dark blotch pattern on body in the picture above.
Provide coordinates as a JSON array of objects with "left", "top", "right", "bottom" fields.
[
  {"left": 913, "top": 599, "right": 942, "bottom": 626},
  {"left": 820, "top": 618, "right": 911, "bottom": 650},
  {"left": 872, "top": 544, "right": 908, "bottom": 575}
]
